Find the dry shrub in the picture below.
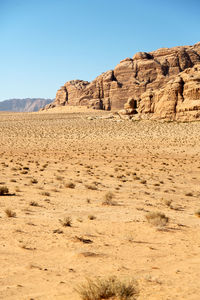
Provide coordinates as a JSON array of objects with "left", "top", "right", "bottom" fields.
[
  {"left": 59, "top": 216, "right": 72, "bottom": 227},
  {"left": 85, "top": 184, "right": 97, "bottom": 190},
  {"left": 30, "top": 178, "right": 38, "bottom": 184},
  {"left": 76, "top": 276, "right": 138, "bottom": 300},
  {"left": 30, "top": 201, "right": 39, "bottom": 207},
  {"left": 88, "top": 215, "right": 96, "bottom": 220},
  {"left": 65, "top": 182, "right": 75, "bottom": 189},
  {"left": 0, "top": 186, "right": 9, "bottom": 195},
  {"left": 162, "top": 199, "right": 172, "bottom": 207},
  {"left": 41, "top": 191, "right": 50, "bottom": 196},
  {"left": 5, "top": 208, "right": 16, "bottom": 218},
  {"left": 146, "top": 212, "right": 169, "bottom": 226},
  {"left": 195, "top": 209, "right": 200, "bottom": 217},
  {"left": 56, "top": 175, "right": 63, "bottom": 181},
  {"left": 102, "top": 192, "right": 117, "bottom": 206}
]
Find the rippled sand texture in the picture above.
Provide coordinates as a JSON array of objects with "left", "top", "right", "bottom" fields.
[{"left": 0, "top": 108, "right": 200, "bottom": 300}]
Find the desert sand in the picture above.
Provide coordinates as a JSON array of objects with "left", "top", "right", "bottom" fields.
[{"left": 0, "top": 107, "right": 200, "bottom": 300}]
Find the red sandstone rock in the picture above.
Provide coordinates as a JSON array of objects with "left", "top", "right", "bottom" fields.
[{"left": 43, "top": 42, "right": 200, "bottom": 120}]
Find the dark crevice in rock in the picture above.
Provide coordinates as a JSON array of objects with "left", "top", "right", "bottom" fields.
[
  {"left": 161, "top": 60, "right": 170, "bottom": 76},
  {"left": 179, "top": 77, "right": 185, "bottom": 102}
]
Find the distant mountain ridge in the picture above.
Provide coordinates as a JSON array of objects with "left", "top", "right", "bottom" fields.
[{"left": 0, "top": 98, "right": 53, "bottom": 112}]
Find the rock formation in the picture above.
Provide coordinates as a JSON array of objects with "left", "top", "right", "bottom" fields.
[{"left": 43, "top": 42, "right": 200, "bottom": 120}]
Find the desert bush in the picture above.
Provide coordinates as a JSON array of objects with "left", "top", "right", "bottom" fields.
[
  {"left": 59, "top": 216, "right": 72, "bottom": 227},
  {"left": 162, "top": 199, "right": 172, "bottom": 207},
  {"left": 140, "top": 180, "right": 147, "bottom": 184},
  {"left": 41, "top": 191, "right": 50, "bottom": 196},
  {"left": 195, "top": 209, "right": 200, "bottom": 217},
  {"left": 56, "top": 175, "right": 63, "bottom": 181},
  {"left": 85, "top": 184, "right": 98, "bottom": 190},
  {"left": 185, "top": 192, "right": 193, "bottom": 197},
  {"left": 30, "top": 201, "right": 39, "bottom": 207},
  {"left": 88, "top": 215, "right": 96, "bottom": 220},
  {"left": 76, "top": 276, "right": 138, "bottom": 300},
  {"left": 0, "top": 186, "right": 9, "bottom": 195},
  {"left": 146, "top": 212, "right": 169, "bottom": 226},
  {"left": 102, "top": 192, "right": 117, "bottom": 206},
  {"left": 5, "top": 208, "right": 16, "bottom": 218},
  {"left": 65, "top": 182, "right": 75, "bottom": 189},
  {"left": 30, "top": 178, "right": 38, "bottom": 184},
  {"left": 10, "top": 179, "right": 17, "bottom": 182}
]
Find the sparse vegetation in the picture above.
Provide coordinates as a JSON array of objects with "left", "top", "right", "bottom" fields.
[
  {"left": 102, "top": 191, "right": 117, "bottom": 206},
  {"left": 185, "top": 192, "right": 193, "bottom": 197},
  {"left": 41, "top": 191, "right": 50, "bottom": 196},
  {"left": 76, "top": 276, "right": 138, "bottom": 300},
  {"left": 85, "top": 184, "right": 98, "bottom": 190},
  {"left": 146, "top": 212, "right": 169, "bottom": 226},
  {"left": 88, "top": 214, "right": 96, "bottom": 220},
  {"left": 162, "top": 199, "right": 172, "bottom": 207},
  {"left": 59, "top": 216, "right": 72, "bottom": 227},
  {"left": 30, "top": 201, "right": 39, "bottom": 207},
  {"left": 0, "top": 186, "right": 9, "bottom": 195},
  {"left": 30, "top": 178, "right": 38, "bottom": 184},
  {"left": 195, "top": 209, "right": 200, "bottom": 217},
  {"left": 5, "top": 208, "right": 16, "bottom": 218},
  {"left": 56, "top": 175, "right": 63, "bottom": 181},
  {"left": 65, "top": 182, "right": 75, "bottom": 189}
]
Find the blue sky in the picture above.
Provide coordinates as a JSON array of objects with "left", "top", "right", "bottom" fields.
[{"left": 0, "top": 0, "right": 199, "bottom": 101}]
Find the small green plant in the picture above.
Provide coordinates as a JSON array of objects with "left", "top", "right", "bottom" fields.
[
  {"left": 146, "top": 212, "right": 169, "bottom": 226},
  {"left": 0, "top": 186, "right": 9, "bottom": 195},
  {"left": 76, "top": 276, "right": 138, "bottom": 300}
]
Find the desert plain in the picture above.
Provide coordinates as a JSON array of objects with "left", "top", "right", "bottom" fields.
[{"left": 0, "top": 106, "right": 200, "bottom": 300}]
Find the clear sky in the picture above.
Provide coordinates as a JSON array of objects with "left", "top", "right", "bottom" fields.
[{"left": 0, "top": 0, "right": 200, "bottom": 101}]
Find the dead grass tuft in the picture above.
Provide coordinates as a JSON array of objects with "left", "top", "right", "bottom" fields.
[
  {"left": 0, "top": 186, "right": 9, "bottom": 195},
  {"left": 5, "top": 208, "right": 16, "bottom": 218},
  {"left": 146, "top": 211, "right": 169, "bottom": 226},
  {"left": 59, "top": 216, "right": 72, "bottom": 227},
  {"left": 76, "top": 276, "right": 138, "bottom": 300},
  {"left": 65, "top": 182, "right": 76, "bottom": 189},
  {"left": 102, "top": 192, "right": 117, "bottom": 206}
]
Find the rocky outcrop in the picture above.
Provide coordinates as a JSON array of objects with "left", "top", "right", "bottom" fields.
[
  {"left": 137, "top": 64, "right": 200, "bottom": 121},
  {"left": 0, "top": 98, "right": 53, "bottom": 112},
  {"left": 43, "top": 42, "right": 200, "bottom": 120}
]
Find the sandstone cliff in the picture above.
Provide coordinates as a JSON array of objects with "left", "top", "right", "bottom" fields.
[{"left": 43, "top": 42, "right": 200, "bottom": 120}]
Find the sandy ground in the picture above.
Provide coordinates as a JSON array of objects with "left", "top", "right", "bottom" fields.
[{"left": 0, "top": 107, "right": 200, "bottom": 300}]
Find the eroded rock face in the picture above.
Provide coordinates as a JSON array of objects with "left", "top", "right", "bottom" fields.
[
  {"left": 43, "top": 42, "right": 200, "bottom": 120},
  {"left": 138, "top": 64, "right": 200, "bottom": 121}
]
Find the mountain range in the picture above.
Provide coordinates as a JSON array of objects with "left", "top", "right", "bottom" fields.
[{"left": 0, "top": 98, "right": 53, "bottom": 112}]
